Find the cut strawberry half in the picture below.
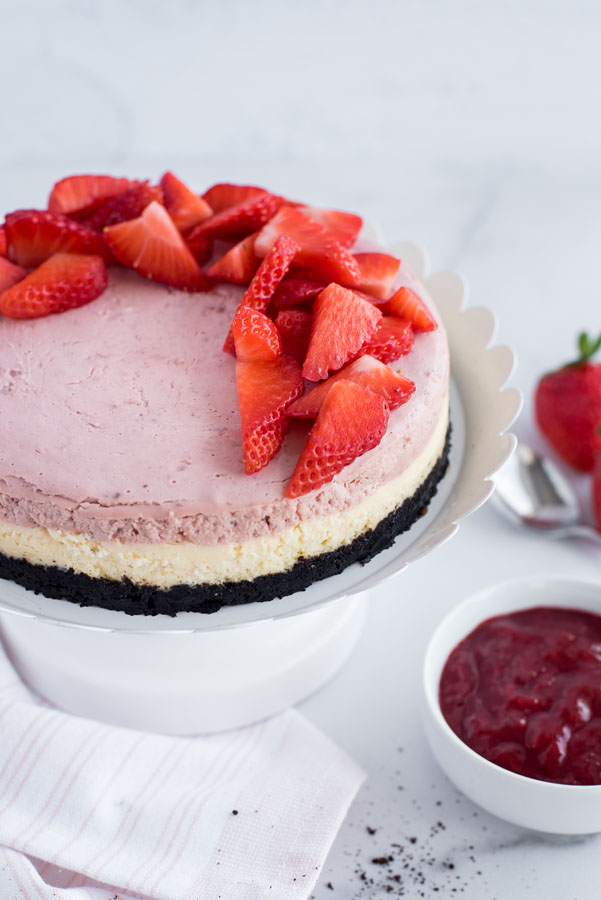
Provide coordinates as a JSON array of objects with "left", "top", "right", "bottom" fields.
[
  {"left": 358, "top": 316, "right": 414, "bottom": 364},
  {"left": 272, "top": 278, "right": 325, "bottom": 310},
  {"left": 187, "top": 191, "right": 282, "bottom": 248},
  {"left": 297, "top": 206, "right": 362, "bottom": 248},
  {"left": 384, "top": 286, "right": 437, "bottom": 332},
  {"left": 82, "top": 183, "right": 163, "bottom": 231},
  {"left": 103, "top": 201, "right": 211, "bottom": 292},
  {"left": 232, "top": 308, "right": 282, "bottom": 362},
  {"left": 206, "top": 233, "right": 260, "bottom": 284},
  {"left": 286, "top": 380, "right": 390, "bottom": 498},
  {"left": 202, "top": 183, "right": 268, "bottom": 214},
  {"left": 354, "top": 252, "right": 401, "bottom": 300},
  {"left": 302, "top": 283, "right": 382, "bottom": 381},
  {"left": 5, "top": 209, "right": 112, "bottom": 268},
  {"left": 0, "top": 257, "right": 27, "bottom": 293},
  {"left": 0, "top": 252, "right": 107, "bottom": 319},
  {"left": 0, "top": 226, "right": 7, "bottom": 257},
  {"left": 255, "top": 207, "right": 360, "bottom": 287},
  {"left": 236, "top": 356, "right": 303, "bottom": 474},
  {"left": 223, "top": 235, "right": 298, "bottom": 352},
  {"left": 288, "top": 355, "right": 415, "bottom": 418},
  {"left": 160, "top": 172, "right": 213, "bottom": 234},
  {"left": 48, "top": 175, "right": 141, "bottom": 217},
  {"left": 275, "top": 309, "right": 313, "bottom": 363}
]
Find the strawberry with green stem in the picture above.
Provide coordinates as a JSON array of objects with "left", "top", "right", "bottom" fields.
[{"left": 535, "top": 332, "right": 601, "bottom": 471}]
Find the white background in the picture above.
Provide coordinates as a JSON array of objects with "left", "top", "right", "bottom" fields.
[{"left": 2, "top": 0, "right": 601, "bottom": 896}]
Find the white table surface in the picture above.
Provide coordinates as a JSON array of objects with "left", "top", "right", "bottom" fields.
[{"left": 3, "top": 1, "right": 601, "bottom": 896}]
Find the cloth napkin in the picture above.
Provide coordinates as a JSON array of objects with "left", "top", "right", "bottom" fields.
[{"left": 0, "top": 636, "right": 364, "bottom": 900}]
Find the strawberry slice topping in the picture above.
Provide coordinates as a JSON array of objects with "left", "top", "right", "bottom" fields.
[
  {"left": 288, "top": 355, "right": 415, "bottom": 417},
  {"left": 206, "top": 233, "right": 260, "bottom": 284},
  {"left": 187, "top": 191, "right": 282, "bottom": 249},
  {"left": 48, "top": 175, "right": 141, "bottom": 217},
  {"left": 272, "top": 278, "right": 325, "bottom": 310},
  {"left": 0, "top": 257, "right": 27, "bottom": 293},
  {"left": 385, "top": 286, "right": 437, "bottom": 333},
  {"left": 286, "top": 380, "right": 389, "bottom": 498},
  {"left": 0, "top": 252, "right": 107, "bottom": 319},
  {"left": 232, "top": 308, "right": 282, "bottom": 362},
  {"left": 5, "top": 209, "right": 112, "bottom": 268},
  {"left": 255, "top": 207, "right": 361, "bottom": 287},
  {"left": 275, "top": 309, "right": 313, "bottom": 363},
  {"left": 82, "top": 183, "right": 163, "bottom": 231},
  {"left": 298, "top": 206, "right": 363, "bottom": 248},
  {"left": 236, "top": 356, "right": 303, "bottom": 474},
  {"left": 359, "top": 316, "right": 414, "bottom": 364},
  {"left": 354, "top": 252, "right": 401, "bottom": 300},
  {"left": 302, "top": 283, "right": 382, "bottom": 381},
  {"left": 103, "top": 201, "right": 211, "bottom": 292},
  {"left": 202, "top": 183, "right": 268, "bottom": 213},
  {"left": 160, "top": 172, "right": 213, "bottom": 234},
  {"left": 223, "top": 235, "right": 298, "bottom": 352},
  {"left": 0, "top": 226, "right": 7, "bottom": 257}
]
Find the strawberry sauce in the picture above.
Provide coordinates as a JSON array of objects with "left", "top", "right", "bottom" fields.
[{"left": 439, "top": 607, "right": 601, "bottom": 785}]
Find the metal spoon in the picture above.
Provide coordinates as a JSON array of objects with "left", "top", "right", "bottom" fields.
[{"left": 492, "top": 444, "right": 601, "bottom": 546}]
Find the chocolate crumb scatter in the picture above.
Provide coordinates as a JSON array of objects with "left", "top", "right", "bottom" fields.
[{"left": 326, "top": 882, "right": 333, "bottom": 890}]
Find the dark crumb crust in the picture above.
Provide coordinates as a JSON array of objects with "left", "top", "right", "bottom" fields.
[{"left": 0, "top": 426, "right": 451, "bottom": 616}]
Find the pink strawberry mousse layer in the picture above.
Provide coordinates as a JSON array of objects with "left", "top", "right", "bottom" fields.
[{"left": 0, "top": 263, "right": 449, "bottom": 546}]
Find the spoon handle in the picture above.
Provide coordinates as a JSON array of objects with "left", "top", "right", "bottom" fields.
[{"left": 564, "top": 524, "right": 601, "bottom": 547}]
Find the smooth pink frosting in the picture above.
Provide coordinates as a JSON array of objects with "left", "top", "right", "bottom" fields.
[{"left": 0, "top": 246, "right": 449, "bottom": 545}]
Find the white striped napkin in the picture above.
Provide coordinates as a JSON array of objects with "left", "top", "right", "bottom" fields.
[{"left": 0, "top": 637, "right": 364, "bottom": 900}]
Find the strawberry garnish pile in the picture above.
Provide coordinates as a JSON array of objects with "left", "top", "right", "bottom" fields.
[{"left": 0, "top": 173, "right": 440, "bottom": 495}]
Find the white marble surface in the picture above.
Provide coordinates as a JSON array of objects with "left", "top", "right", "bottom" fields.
[{"left": 3, "top": 0, "right": 601, "bottom": 896}]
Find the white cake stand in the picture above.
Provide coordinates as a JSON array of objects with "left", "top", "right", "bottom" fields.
[{"left": 0, "top": 243, "right": 521, "bottom": 733}]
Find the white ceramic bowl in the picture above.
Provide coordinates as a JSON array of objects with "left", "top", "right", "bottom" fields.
[{"left": 423, "top": 575, "right": 601, "bottom": 834}]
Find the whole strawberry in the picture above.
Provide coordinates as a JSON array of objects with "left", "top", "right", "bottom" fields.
[
  {"left": 535, "top": 332, "right": 601, "bottom": 471},
  {"left": 593, "top": 454, "right": 601, "bottom": 531}
]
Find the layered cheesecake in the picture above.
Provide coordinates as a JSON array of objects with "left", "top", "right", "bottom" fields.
[{"left": 0, "top": 175, "right": 450, "bottom": 615}]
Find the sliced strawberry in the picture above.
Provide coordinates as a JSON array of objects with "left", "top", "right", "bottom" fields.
[
  {"left": 5, "top": 209, "right": 112, "bottom": 268},
  {"left": 187, "top": 191, "right": 282, "bottom": 249},
  {"left": 223, "top": 235, "right": 298, "bottom": 352},
  {"left": 236, "top": 356, "right": 303, "bottom": 474},
  {"left": 297, "top": 206, "right": 362, "bottom": 248},
  {"left": 160, "top": 172, "right": 213, "bottom": 234},
  {"left": 289, "top": 355, "right": 415, "bottom": 417},
  {"left": 354, "top": 252, "right": 401, "bottom": 300},
  {"left": 302, "top": 283, "right": 382, "bottom": 381},
  {"left": 48, "top": 175, "right": 141, "bottom": 216},
  {"left": 385, "top": 286, "right": 437, "bottom": 333},
  {"left": 0, "top": 226, "right": 7, "bottom": 257},
  {"left": 255, "top": 207, "right": 360, "bottom": 287},
  {"left": 272, "top": 278, "right": 325, "bottom": 310},
  {"left": 0, "top": 252, "right": 107, "bottom": 319},
  {"left": 202, "top": 183, "right": 268, "bottom": 213},
  {"left": 359, "top": 316, "right": 414, "bottom": 364},
  {"left": 286, "top": 380, "right": 389, "bottom": 498},
  {"left": 0, "top": 257, "right": 27, "bottom": 293},
  {"left": 232, "top": 308, "right": 282, "bottom": 362},
  {"left": 206, "top": 233, "right": 260, "bottom": 284},
  {"left": 82, "top": 183, "right": 163, "bottom": 231},
  {"left": 103, "top": 201, "right": 211, "bottom": 292},
  {"left": 275, "top": 309, "right": 312, "bottom": 363}
]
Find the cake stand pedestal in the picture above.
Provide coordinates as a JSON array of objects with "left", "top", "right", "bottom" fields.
[{"left": 0, "top": 593, "right": 367, "bottom": 733}]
